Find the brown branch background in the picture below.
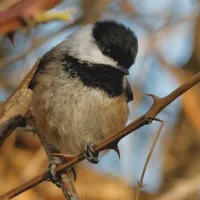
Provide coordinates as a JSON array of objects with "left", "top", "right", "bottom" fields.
[{"left": 0, "top": 0, "right": 200, "bottom": 200}]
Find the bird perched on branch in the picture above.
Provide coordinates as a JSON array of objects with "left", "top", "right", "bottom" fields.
[{"left": 28, "top": 20, "right": 138, "bottom": 193}]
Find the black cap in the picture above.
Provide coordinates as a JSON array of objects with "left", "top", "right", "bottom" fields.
[{"left": 93, "top": 20, "right": 138, "bottom": 69}]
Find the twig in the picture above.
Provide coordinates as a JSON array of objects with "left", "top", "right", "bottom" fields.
[
  {"left": 0, "top": 116, "right": 24, "bottom": 146},
  {"left": 135, "top": 118, "right": 164, "bottom": 200},
  {"left": 0, "top": 59, "right": 39, "bottom": 146},
  {"left": 0, "top": 72, "right": 199, "bottom": 199}
]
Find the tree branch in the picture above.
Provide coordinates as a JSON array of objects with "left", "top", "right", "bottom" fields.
[
  {"left": 0, "top": 59, "right": 39, "bottom": 146},
  {"left": 136, "top": 118, "right": 164, "bottom": 200},
  {"left": 0, "top": 72, "right": 199, "bottom": 199}
]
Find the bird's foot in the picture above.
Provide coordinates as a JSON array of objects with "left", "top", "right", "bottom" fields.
[
  {"left": 84, "top": 142, "right": 99, "bottom": 164},
  {"left": 48, "top": 156, "right": 77, "bottom": 187},
  {"left": 48, "top": 156, "right": 62, "bottom": 188}
]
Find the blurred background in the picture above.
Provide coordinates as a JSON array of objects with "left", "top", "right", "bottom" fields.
[{"left": 0, "top": 0, "right": 200, "bottom": 199}]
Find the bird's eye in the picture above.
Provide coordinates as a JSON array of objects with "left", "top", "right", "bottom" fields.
[{"left": 103, "top": 47, "right": 111, "bottom": 55}]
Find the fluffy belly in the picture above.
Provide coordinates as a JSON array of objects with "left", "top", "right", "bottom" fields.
[{"left": 32, "top": 85, "right": 129, "bottom": 155}]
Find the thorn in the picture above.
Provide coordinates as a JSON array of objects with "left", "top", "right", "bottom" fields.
[
  {"left": 137, "top": 180, "right": 146, "bottom": 188},
  {"left": 7, "top": 32, "right": 15, "bottom": 47},
  {"left": 112, "top": 145, "right": 121, "bottom": 159},
  {"left": 142, "top": 184, "right": 147, "bottom": 188},
  {"left": 145, "top": 94, "right": 159, "bottom": 102},
  {"left": 107, "top": 142, "right": 121, "bottom": 159},
  {"left": 51, "top": 153, "right": 76, "bottom": 161},
  {"left": 150, "top": 117, "right": 163, "bottom": 123}
]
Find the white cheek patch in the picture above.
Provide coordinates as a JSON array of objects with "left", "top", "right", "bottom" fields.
[{"left": 56, "top": 24, "right": 118, "bottom": 68}]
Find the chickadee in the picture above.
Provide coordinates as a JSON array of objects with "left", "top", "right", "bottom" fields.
[{"left": 28, "top": 21, "right": 138, "bottom": 189}]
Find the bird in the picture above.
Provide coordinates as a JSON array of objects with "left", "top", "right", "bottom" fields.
[{"left": 28, "top": 20, "right": 138, "bottom": 192}]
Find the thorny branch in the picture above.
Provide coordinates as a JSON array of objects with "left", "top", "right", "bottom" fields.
[
  {"left": 0, "top": 70, "right": 199, "bottom": 199},
  {"left": 136, "top": 118, "right": 164, "bottom": 200}
]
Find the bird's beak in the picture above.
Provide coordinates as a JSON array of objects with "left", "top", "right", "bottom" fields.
[{"left": 117, "top": 66, "right": 129, "bottom": 75}]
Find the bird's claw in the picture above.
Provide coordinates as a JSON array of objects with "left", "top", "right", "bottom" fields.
[
  {"left": 71, "top": 167, "right": 77, "bottom": 182},
  {"left": 48, "top": 156, "right": 77, "bottom": 187},
  {"left": 48, "top": 157, "right": 62, "bottom": 188},
  {"left": 84, "top": 142, "right": 99, "bottom": 164}
]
